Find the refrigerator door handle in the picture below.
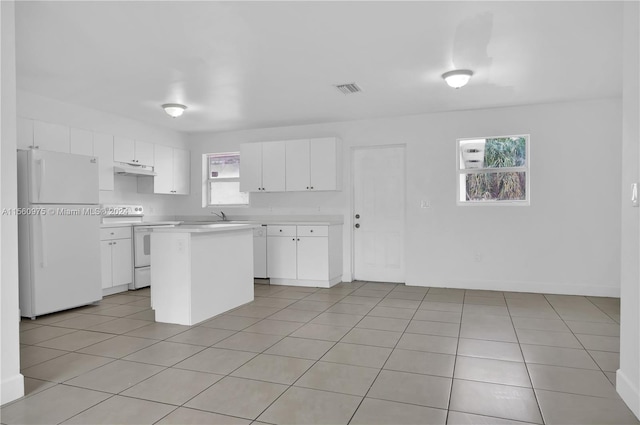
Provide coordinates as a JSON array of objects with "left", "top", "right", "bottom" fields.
[
  {"left": 40, "top": 214, "right": 47, "bottom": 268},
  {"left": 38, "top": 159, "right": 46, "bottom": 201}
]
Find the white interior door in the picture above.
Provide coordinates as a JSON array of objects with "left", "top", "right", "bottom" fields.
[{"left": 353, "top": 146, "right": 405, "bottom": 282}]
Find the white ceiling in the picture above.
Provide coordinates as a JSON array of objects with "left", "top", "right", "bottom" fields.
[{"left": 15, "top": 1, "right": 623, "bottom": 134}]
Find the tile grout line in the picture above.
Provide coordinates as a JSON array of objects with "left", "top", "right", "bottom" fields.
[
  {"left": 345, "top": 284, "right": 429, "bottom": 425},
  {"left": 146, "top": 305, "right": 312, "bottom": 420},
  {"left": 444, "top": 287, "right": 464, "bottom": 425},
  {"left": 507, "top": 292, "right": 546, "bottom": 425},
  {"left": 542, "top": 294, "right": 619, "bottom": 390},
  {"left": 12, "top": 284, "right": 625, "bottom": 425},
  {"left": 246, "top": 280, "right": 370, "bottom": 423}
]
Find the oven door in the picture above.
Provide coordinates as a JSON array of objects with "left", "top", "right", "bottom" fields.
[{"left": 134, "top": 227, "right": 153, "bottom": 268}]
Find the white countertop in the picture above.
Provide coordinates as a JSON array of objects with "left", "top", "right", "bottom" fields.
[
  {"left": 181, "top": 220, "right": 343, "bottom": 226},
  {"left": 152, "top": 223, "right": 259, "bottom": 233},
  {"left": 176, "top": 214, "right": 344, "bottom": 226},
  {"left": 101, "top": 221, "right": 181, "bottom": 228},
  {"left": 100, "top": 222, "right": 133, "bottom": 228},
  {"left": 102, "top": 216, "right": 344, "bottom": 228}
]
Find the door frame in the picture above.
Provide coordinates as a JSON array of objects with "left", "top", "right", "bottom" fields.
[{"left": 350, "top": 144, "right": 407, "bottom": 282}]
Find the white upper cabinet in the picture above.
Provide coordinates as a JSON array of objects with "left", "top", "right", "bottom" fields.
[
  {"left": 240, "top": 141, "right": 286, "bottom": 192},
  {"left": 284, "top": 137, "right": 341, "bottom": 192},
  {"left": 239, "top": 143, "right": 263, "bottom": 192},
  {"left": 134, "top": 140, "right": 154, "bottom": 167},
  {"left": 152, "top": 144, "right": 173, "bottom": 193},
  {"left": 285, "top": 139, "right": 310, "bottom": 191},
  {"left": 138, "top": 146, "right": 190, "bottom": 195},
  {"left": 114, "top": 137, "right": 154, "bottom": 166},
  {"left": 93, "top": 132, "right": 114, "bottom": 191},
  {"left": 17, "top": 118, "right": 34, "bottom": 150},
  {"left": 262, "top": 141, "right": 286, "bottom": 192},
  {"left": 113, "top": 136, "right": 135, "bottom": 163},
  {"left": 310, "top": 137, "right": 340, "bottom": 191},
  {"left": 33, "top": 121, "right": 70, "bottom": 153},
  {"left": 172, "top": 148, "right": 190, "bottom": 195},
  {"left": 69, "top": 128, "right": 94, "bottom": 156}
]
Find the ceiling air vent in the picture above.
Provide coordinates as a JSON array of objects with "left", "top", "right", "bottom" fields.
[{"left": 334, "top": 82, "right": 362, "bottom": 95}]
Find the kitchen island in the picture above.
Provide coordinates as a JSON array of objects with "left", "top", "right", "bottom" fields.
[{"left": 150, "top": 223, "right": 257, "bottom": 325}]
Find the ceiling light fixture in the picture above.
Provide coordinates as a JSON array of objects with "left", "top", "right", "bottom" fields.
[
  {"left": 442, "top": 69, "right": 473, "bottom": 89},
  {"left": 162, "top": 103, "right": 187, "bottom": 118}
]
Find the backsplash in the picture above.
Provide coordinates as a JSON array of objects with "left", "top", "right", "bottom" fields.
[{"left": 99, "top": 175, "right": 180, "bottom": 217}]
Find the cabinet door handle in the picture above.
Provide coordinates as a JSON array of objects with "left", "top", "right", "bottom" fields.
[
  {"left": 355, "top": 223, "right": 360, "bottom": 228},
  {"left": 310, "top": 186, "right": 314, "bottom": 189},
  {"left": 310, "top": 230, "right": 313, "bottom": 233},
  {"left": 292, "top": 238, "right": 295, "bottom": 241}
]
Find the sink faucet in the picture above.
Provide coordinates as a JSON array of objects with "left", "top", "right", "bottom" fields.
[{"left": 212, "top": 211, "right": 227, "bottom": 221}]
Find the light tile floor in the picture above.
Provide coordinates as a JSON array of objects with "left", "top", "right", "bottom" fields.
[{"left": 2, "top": 282, "right": 639, "bottom": 425}]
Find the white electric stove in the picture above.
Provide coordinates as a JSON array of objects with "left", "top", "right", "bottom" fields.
[{"left": 101, "top": 204, "right": 180, "bottom": 290}]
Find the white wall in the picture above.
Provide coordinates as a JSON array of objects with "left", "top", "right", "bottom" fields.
[
  {"left": 617, "top": 0, "right": 640, "bottom": 418},
  {"left": 17, "top": 91, "right": 190, "bottom": 217},
  {"left": 1, "top": 0, "right": 25, "bottom": 405},
  {"left": 182, "top": 98, "right": 622, "bottom": 297}
]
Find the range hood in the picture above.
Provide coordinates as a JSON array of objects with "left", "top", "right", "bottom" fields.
[{"left": 114, "top": 162, "right": 157, "bottom": 177}]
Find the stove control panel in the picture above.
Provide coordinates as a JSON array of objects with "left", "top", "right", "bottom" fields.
[{"left": 101, "top": 204, "right": 144, "bottom": 217}]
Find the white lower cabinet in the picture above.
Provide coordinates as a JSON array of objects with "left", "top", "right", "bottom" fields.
[
  {"left": 100, "top": 227, "right": 132, "bottom": 295},
  {"left": 297, "top": 237, "right": 329, "bottom": 280},
  {"left": 267, "top": 224, "right": 342, "bottom": 288},
  {"left": 267, "top": 234, "right": 298, "bottom": 279}
]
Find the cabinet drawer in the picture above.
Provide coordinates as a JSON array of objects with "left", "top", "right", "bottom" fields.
[
  {"left": 100, "top": 226, "right": 132, "bottom": 240},
  {"left": 296, "top": 225, "right": 328, "bottom": 237},
  {"left": 267, "top": 225, "right": 296, "bottom": 237}
]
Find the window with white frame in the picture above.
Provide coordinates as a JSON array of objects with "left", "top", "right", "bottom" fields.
[
  {"left": 206, "top": 152, "right": 249, "bottom": 206},
  {"left": 457, "top": 135, "right": 530, "bottom": 205}
]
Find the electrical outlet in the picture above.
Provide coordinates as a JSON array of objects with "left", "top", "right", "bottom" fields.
[
  {"left": 474, "top": 252, "right": 483, "bottom": 262},
  {"left": 420, "top": 200, "right": 430, "bottom": 208}
]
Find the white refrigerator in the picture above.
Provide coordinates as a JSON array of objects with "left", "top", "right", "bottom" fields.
[{"left": 17, "top": 149, "right": 102, "bottom": 319}]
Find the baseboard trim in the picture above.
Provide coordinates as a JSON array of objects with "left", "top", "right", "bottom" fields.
[
  {"left": 1, "top": 373, "right": 24, "bottom": 406},
  {"left": 270, "top": 276, "right": 341, "bottom": 288},
  {"left": 405, "top": 279, "right": 620, "bottom": 297},
  {"left": 616, "top": 369, "right": 640, "bottom": 419}
]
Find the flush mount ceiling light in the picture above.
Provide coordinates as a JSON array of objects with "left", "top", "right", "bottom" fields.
[
  {"left": 162, "top": 103, "right": 187, "bottom": 118},
  {"left": 442, "top": 69, "right": 473, "bottom": 89}
]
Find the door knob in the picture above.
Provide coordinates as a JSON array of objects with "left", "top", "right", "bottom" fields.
[
  {"left": 355, "top": 223, "right": 360, "bottom": 228},
  {"left": 355, "top": 214, "right": 360, "bottom": 219}
]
